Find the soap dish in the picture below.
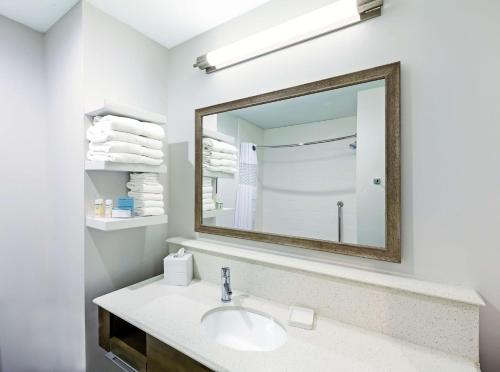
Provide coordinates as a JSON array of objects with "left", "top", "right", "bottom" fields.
[{"left": 288, "top": 305, "right": 315, "bottom": 330}]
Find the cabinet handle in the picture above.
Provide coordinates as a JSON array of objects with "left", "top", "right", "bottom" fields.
[{"left": 105, "top": 351, "right": 138, "bottom": 372}]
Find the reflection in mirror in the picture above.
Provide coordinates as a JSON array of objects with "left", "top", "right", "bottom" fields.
[{"left": 201, "top": 80, "right": 386, "bottom": 248}]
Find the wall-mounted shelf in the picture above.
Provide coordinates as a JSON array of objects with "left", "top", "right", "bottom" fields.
[
  {"left": 203, "top": 170, "right": 235, "bottom": 179},
  {"left": 86, "top": 215, "right": 168, "bottom": 231},
  {"left": 85, "top": 161, "right": 167, "bottom": 174},
  {"left": 86, "top": 100, "right": 166, "bottom": 124},
  {"left": 203, "top": 208, "right": 234, "bottom": 219},
  {"left": 203, "top": 128, "right": 235, "bottom": 144}
]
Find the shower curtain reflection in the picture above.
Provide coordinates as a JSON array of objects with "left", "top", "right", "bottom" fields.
[{"left": 234, "top": 143, "right": 258, "bottom": 230}]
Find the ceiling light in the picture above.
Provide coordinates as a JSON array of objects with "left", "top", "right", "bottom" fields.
[{"left": 194, "top": 0, "right": 383, "bottom": 73}]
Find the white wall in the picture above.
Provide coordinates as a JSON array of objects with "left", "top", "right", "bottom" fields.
[
  {"left": 44, "top": 4, "right": 87, "bottom": 370},
  {"left": 261, "top": 117, "right": 357, "bottom": 242},
  {"left": 82, "top": 4, "right": 169, "bottom": 371},
  {"left": 166, "top": 0, "right": 500, "bottom": 370},
  {"left": 356, "top": 87, "right": 385, "bottom": 246},
  {"left": 0, "top": 15, "right": 74, "bottom": 372}
]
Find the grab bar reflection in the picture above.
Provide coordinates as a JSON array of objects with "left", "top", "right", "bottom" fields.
[{"left": 337, "top": 201, "right": 344, "bottom": 242}]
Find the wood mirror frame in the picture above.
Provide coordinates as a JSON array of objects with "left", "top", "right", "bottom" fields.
[{"left": 195, "top": 62, "right": 401, "bottom": 262}]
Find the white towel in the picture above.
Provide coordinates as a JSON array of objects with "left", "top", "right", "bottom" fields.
[
  {"left": 89, "top": 141, "right": 164, "bottom": 159},
  {"left": 202, "top": 138, "right": 237, "bottom": 154},
  {"left": 128, "top": 191, "right": 163, "bottom": 201},
  {"left": 126, "top": 182, "right": 163, "bottom": 193},
  {"left": 202, "top": 192, "right": 212, "bottom": 199},
  {"left": 135, "top": 207, "right": 165, "bottom": 216},
  {"left": 134, "top": 200, "right": 164, "bottom": 208},
  {"left": 204, "top": 158, "right": 237, "bottom": 167},
  {"left": 203, "top": 202, "right": 215, "bottom": 211},
  {"left": 94, "top": 115, "right": 165, "bottom": 140},
  {"left": 87, "top": 151, "right": 163, "bottom": 165},
  {"left": 203, "top": 164, "right": 237, "bottom": 174},
  {"left": 130, "top": 173, "right": 159, "bottom": 181},
  {"left": 203, "top": 177, "right": 212, "bottom": 186},
  {"left": 202, "top": 186, "right": 213, "bottom": 193},
  {"left": 203, "top": 151, "right": 237, "bottom": 161},
  {"left": 87, "top": 126, "right": 163, "bottom": 149}
]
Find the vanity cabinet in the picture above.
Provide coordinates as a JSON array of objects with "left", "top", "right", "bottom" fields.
[{"left": 98, "top": 307, "right": 213, "bottom": 372}]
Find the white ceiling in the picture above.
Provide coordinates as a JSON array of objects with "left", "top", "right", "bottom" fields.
[
  {"left": 0, "top": 0, "right": 79, "bottom": 32},
  {"left": 230, "top": 80, "right": 385, "bottom": 129},
  {"left": 88, "top": 0, "right": 272, "bottom": 48},
  {"left": 0, "top": 0, "right": 271, "bottom": 46}
]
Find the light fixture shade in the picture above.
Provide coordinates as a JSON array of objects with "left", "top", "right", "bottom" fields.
[{"left": 194, "top": 0, "right": 383, "bottom": 73}]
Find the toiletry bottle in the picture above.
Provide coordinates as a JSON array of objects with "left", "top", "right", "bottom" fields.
[
  {"left": 104, "top": 199, "right": 113, "bottom": 218},
  {"left": 94, "top": 198, "right": 104, "bottom": 217},
  {"left": 214, "top": 194, "right": 223, "bottom": 209}
]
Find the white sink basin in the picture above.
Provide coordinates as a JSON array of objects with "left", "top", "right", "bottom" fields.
[{"left": 201, "top": 306, "right": 287, "bottom": 351}]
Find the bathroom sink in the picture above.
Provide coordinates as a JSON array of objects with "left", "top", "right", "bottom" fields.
[{"left": 201, "top": 307, "right": 287, "bottom": 351}]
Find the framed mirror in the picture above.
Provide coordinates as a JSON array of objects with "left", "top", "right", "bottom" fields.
[{"left": 195, "top": 62, "right": 400, "bottom": 262}]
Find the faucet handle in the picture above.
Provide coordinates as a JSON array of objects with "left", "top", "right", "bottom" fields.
[{"left": 221, "top": 266, "right": 230, "bottom": 277}]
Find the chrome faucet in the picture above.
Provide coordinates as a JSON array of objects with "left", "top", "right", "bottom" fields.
[{"left": 221, "top": 267, "right": 232, "bottom": 303}]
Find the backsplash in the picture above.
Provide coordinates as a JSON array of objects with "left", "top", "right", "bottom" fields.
[{"left": 169, "top": 238, "right": 481, "bottom": 363}]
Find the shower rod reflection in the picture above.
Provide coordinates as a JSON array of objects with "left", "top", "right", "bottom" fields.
[{"left": 255, "top": 133, "right": 356, "bottom": 149}]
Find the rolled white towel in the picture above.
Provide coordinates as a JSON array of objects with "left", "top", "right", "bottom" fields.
[
  {"left": 134, "top": 200, "right": 164, "bottom": 208},
  {"left": 94, "top": 115, "right": 165, "bottom": 140},
  {"left": 87, "top": 151, "right": 163, "bottom": 165},
  {"left": 203, "top": 151, "right": 237, "bottom": 161},
  {"left": 204, "top": 158, "right": 237, "bottom": 167},
  {"left": 202, "top": 202, "right": 215, "bottom": 211},
  {"left": 202, "top": 185, "right": 213, "bottom": 193},
  {"left": 126, "top": 182, "right": 163, "bottom": 193},
  {"left": 202, "top": 177, "right": 212, "bottom": 186},
  {"left": 203, "top": 164, "right": 237, "bottom": 174},
  {"left": 202, "top": 138, "right": 237, "bottom": 154},
  {"left": 87, "top": 126, "right": 163, "bottom": 150},
  {"left": 135, "top": 207, "right": 165, "bottom": 217},
  {"left": 202, "top": 192, "right": 212, "bottom": 199},
  {"left": 89, "top": 141, "right": 164, "bottom": 159},
  {"left": 128, "top": 191, "right": 163, "bottom": 201}
]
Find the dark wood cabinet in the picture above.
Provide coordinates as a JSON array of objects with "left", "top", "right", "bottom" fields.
[{"left": 98, "top": 307, "right": 214, "bottom": 372}]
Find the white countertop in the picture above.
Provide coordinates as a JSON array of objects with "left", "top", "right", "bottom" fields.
[{"left": 94, "top": 276, "right": 480, "bottom": 372}]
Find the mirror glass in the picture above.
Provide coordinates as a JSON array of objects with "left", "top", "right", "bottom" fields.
[{"left": 201, "top": 79, "right": 386, "bottom": 248}]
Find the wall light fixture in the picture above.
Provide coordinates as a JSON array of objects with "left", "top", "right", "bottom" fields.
[{"left": 194, "top": 0, "right": 383, "bottom": 73}]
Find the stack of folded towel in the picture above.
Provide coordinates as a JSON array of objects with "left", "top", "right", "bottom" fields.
[
  {"left": 127, "top": 173, "right": 165, "bottom": 216},
  {"left": 202, "top": 177, "right": 215, "bottom": 211},
  {"left": 87, "top": 115, "right": 165, "bottom": 166},
  {"left": 202, "top": 138, "right": 238, "bottom": 176}
]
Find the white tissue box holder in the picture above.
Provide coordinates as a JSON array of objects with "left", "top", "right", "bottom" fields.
[{"left": 164, "top": 251, "right": 193, "bottom": 286}]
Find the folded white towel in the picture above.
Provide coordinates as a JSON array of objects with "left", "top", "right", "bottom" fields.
[
  {"left": 87, "top": 126, "right": 163, "bottom": 149},
  {"left": 87, "top": 151, "right": 163, "bottom": 165},
  {"left": 130, "top": 173, "right": 159, "bottom": 182},
  {"left": 128, "top": 191, "right": 163, "bottom": 201},
  {"left": 203, "top": 138, "right": 238, "bottom": 154},
  {"left": 134, "top": 200, "right": 164, "bottom": 208},
  {"left": 135, "top": 207, "right": 165, "bottom": 216},
  {"left": 202, "top": 185, "right": 213, "bottom": 193},
  {"left": 204, "top": 158, "right": 237, "bottom": 167},
  {"left": 89, "top": 141, "right": 164, "bottom": 159},
  {"left": 94, "top": 115, "right": 165, "bottom": 140},
  {"left": 203, "top": 164, "right": 237, "bottom": 174},
  {"left": 126, "top": 182, "right": 163, "bottom": 193},
  {"left": 202, "top": 192, "right": 212, "bottom": 199},
  {"left": 203, "top": 151, "right": 237, "bottom": 161},
  {"left": 202, "top": 202, "right": 215, "bottom": 211},
  {"left": 203, "top": 177, "right": 212, "bottom": 186}
]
